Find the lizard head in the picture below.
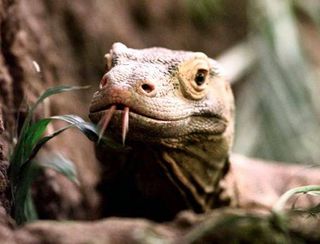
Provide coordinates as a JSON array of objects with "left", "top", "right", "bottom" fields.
[{"left": 89, "top": 42, "right": 234, "bottom": 150}]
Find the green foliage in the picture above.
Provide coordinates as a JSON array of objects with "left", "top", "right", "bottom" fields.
[
  {"left": 37, "top": 153, "right": 80, "bottom": 187},
  {"left": 182, "top": 183, "right": 320, "bottom": 243},
  {"left": 273, "top": 185, "right": 320, "bottom": 213},
  {"left": 9, "top": 85, "right": 124, "bottom": 225},
  {"left": 182, "top": 211, "right": 291, "bottom": 243},
  {"left": 186, "top": 0, "right": 224, "bottom": 27},
  {"left": 234, "top": 0, "right": 320, "bottom": 164},
  {"left": 13, "top": 163, "right": 40, "bottom": 224}
]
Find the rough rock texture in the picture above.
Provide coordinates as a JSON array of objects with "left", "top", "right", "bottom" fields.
[
  {"left": 0, "top": 209, "right": 316, "bottom": 243},
  {"left": 0, "top": 0, "right": 16, "bottom": 221}
]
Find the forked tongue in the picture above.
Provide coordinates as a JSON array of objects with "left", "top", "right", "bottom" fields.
[
  {"left": 122, "top": 106, "right": 129, "bottom": 144},
  {"left": 98, "top": 105, "right": 116, "bottom": 141}
]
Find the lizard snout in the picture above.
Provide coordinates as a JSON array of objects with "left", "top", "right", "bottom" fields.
[{"left": 99, "top": 72, "right": 156, "bottom": 98}]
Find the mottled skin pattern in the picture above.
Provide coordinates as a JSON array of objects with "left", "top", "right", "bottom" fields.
[
  {"left": 89, "top": 43, "right": 234, "bottom": 221},
  {"left": 88, "top": 43, "right": 320, "bottom": 221}
]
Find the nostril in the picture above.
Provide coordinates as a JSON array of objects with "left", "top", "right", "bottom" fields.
[
  {"left": 99, "top": 76, "right": 109, "bottom": 89},
  {"left": 141, "top": 83, "right": 155, "bottom": 94}
]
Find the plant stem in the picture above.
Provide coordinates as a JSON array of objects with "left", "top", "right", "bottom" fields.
[{"left": 273, "top": 185, "right": 320, "bottom": 213}]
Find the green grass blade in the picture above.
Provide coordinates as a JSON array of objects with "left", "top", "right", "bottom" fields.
[
  {"left": 15, "top": 153, "right": 80, "bottom": 225},
  {"left": 9, "top": 118, "right": 51, "bottom": 186},
  {"left": 11, "top": 124, "right": 72, "bottom": 225},
  {"left": 14, "top": 162, "right": 41, "bottom": 225},
  {"left": 38, "top": 153, "right": 79, "bottom": 185},
  {"left": 29, "top": 85, "right": 90, "bottom": 120},
  {"left": 10, "top": 85, "right": 89, "bottom": 182},
  {"left": 26, "top": 125, "right": 73, "bottom": 164},
  {"left": 235, "top": 0, "right": 320, "bottom": 163},
  {"left": 273, "top": 185, "right": 320, "bottom": 213},
  {"left": 10, "top": 85, "right": 93, "bottom": 225},
  {"left": 24, "top": 192, "right": 38, "bottom": 223},
  {"left": 26, "top": 119, "right": 51, "bottom": 147},
  {"left": 51, "top": 115, "right": 126, "bottom": 149},
  {"left": 50, "top": 115, "right": 99, "bottom": 141},
  {"left": 19, "top": 85, "right": 89, "bottom": 142},
  {"left": 304, "top": 204, "right": 320, "bottom": 216},
  {"left": 9, "top": 85, "right": 127, "bottom": 225}
]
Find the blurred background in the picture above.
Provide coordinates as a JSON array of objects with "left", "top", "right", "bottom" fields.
[{"left": 20, "top": 0, "right": 320, "bottom": 164}]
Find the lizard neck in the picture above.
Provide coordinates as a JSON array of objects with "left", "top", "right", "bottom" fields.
[
  {"left": 96, "top": 136, "right": 231, "bottom": 220},
  {"left": 103, "top": 139, "right": 229, "bottom": 213},
  {"left": 154, "top": 138, "right": 230, "bottom": 212}
]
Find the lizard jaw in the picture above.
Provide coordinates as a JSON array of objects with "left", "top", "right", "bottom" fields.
[
  {"left": 90, "top": 107, "right": 227, "bottom": 144},
  {"left": 97, "top": 104, "right": 130, "bottom": 144}
]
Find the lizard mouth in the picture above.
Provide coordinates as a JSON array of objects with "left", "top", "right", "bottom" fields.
[
  {"left": 94, "top": 104, "right": 129, "bottom": 144},
  {"left": 90, "top": 103, "right": 176, "bottom": 144},
  {"left": 89, "top": 103, "right": 228, "bottom": 144}
]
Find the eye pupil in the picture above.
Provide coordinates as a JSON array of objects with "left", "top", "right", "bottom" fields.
[{"left": 195, "top": 70, "right": 207, "bottom": 86}]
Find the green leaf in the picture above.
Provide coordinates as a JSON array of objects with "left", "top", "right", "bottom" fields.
[
  {"left": 29, "top": 85, "right": 90, "bottom": 121},
  {"left": 51, "top": 115, "right": 99, "bottom": 141},
  {"left": 9, "top": 119, "right": 51, "bottom": 186},
  {"left": 51, "top": 115, "right": 127, "bottom": 150},
  {"left": 273, "top": 185, "right": 320, "bottom": 213},
  {"left": 38, "top": 153, "right": 79, "bottom": 185},
  {"left": 25, "top": 125, "right": 73, "bottom": 165},
  {"left": 14, "top": 162, "right": 41, "bottom": 225},
  {"left": 25, "top": 119, "right": 52, "bottom": 147},
  {"left": 16, "top": 85, "right": 90, "bottom": 159},
  {"left": 9, "top": 85, "right": 91, "bottom": 225},
  {"left": 235, "top": 0, "right": 320, "bottom": 164},
  {"left": 9, "top": 85, "right": 128, "bottom": 225},
  {"left": 11, "top": 117, "right": 117, "bottom": 225},
  {"left": 10, "top": 85, "right": 89, "bottom": 182},
  {"left": 14, "top": 153, "right": 80, "bottom": 225},
  {"left": 308, "top": 204, "right": 320, "bottom": 215},
  {"left": 11, "top": 123, "right": 72, "bottom": 225}
]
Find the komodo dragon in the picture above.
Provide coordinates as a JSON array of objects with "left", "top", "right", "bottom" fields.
[{"left": 89, "top": 43, "right": 320, "bottom": 221}]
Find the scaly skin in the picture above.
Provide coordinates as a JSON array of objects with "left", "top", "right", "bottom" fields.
[
  {"left": 89, "top": 43, "right": 234, "bottom": 221},
  {"left": 89, "top": 43, "right": 320, "bottom": 221}
]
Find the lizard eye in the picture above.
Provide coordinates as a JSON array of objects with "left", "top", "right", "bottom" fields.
[
  {"left": 178, "top": 57, "right": 210, "bottom": 100},
  {"left": 194, "top": 69, "right": 208, "bottom": 86}
]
